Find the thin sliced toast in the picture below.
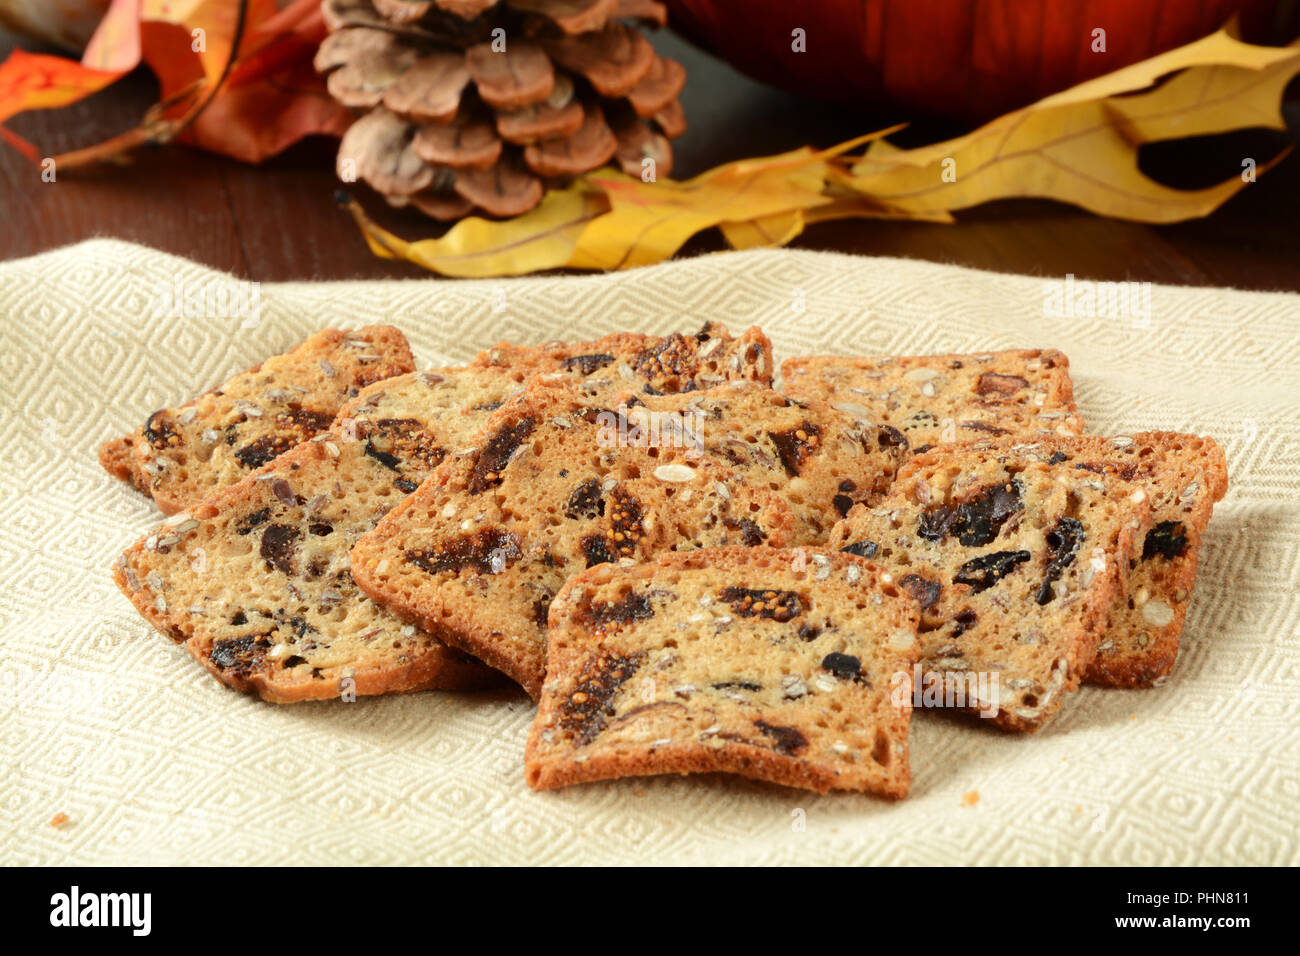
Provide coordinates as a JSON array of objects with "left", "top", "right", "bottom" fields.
[
  {"left": 609, "top": 382, "right": 907, "bottom": 544},
  {"left": 100, "top": 326, "right": 415, "bottom": 513},
  {"left": 1028, "top": 432, "right": 1228, "bottom": 687},
  {"left": 475, "top": 320, "right": 773, "bottom": 394},
  {"left": 781, "top": 349, "right": 1085, "bottom": 454},
  {"left": 828, "top": 436, "right": 1151, "bottom": 731},
  {"left": 113, "top": 366, "right": 527, "bottom": 702},
  {"left": 526, "top": 547, "right": 921, "bottom": 797},
  {"left": 349, "top": 379, "right": 798, "bottom": 699}
]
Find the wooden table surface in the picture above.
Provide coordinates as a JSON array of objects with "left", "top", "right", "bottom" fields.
[{"left": 3, "top": 27, "right": 1298, "bottom": 290}]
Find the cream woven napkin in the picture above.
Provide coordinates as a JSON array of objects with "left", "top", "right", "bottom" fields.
[{"left": 2, "top": 239, "right": 1297, "bottom": 866}]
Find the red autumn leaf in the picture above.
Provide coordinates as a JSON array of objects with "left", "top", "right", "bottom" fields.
[{"left": 0, "top": 0, "right": 350, "bottom": 167}]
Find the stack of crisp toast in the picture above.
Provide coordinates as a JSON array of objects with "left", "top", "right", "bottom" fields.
[{"left": 103, "top": 324, "right": 1227, "bottom": 799}]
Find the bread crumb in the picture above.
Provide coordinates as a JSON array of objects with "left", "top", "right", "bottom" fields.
[
  {"left": 961, "top": 790, "right": 979, "bottom": 808},
  {"left": 634, "top": 788, "right": 646, "bottom": 797},
  {"left": 49, "top": 812, "right": 70, "bottom": 827}
]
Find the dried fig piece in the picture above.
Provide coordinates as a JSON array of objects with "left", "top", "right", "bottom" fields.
[
  {"left": 768, "top": 421, "right": 822, "bottom": 476},
  {"left": 407, "top": 529, "right": 523, "bottom": 575},
  {"left": 653, "top": 98, "right": 686, "bottom": 138},
  {"left": 1142, "top": 520, "right": 1188, "bottom": 561},
  {"left": 413, "top": 114, "right": 503, "bottom": 169},
  {"left": 327, "top": 44, "right": 421, "bottom": 108},
  {"left": 1035, "top": 517, "right": 1084, "bottom": 605},
  {"left": 453, "top": 153, "right": 544, "bottom": 216},
  {"left": 465, "top": 39, "right": 554, "bottom": 110},
  {"left": 976, "top": 372, "right": 1030, "bottom": 397},
  {"left": 522, "top": 104, "right": 618, "bottom": 177},
  {"left": 899, "top": 573, "right": 942, "bottom": 609},
  {"left": 952, "top": 550, "right": 1031, "bottom": 593},
  {"left": 582, "top": 595, "right": 654, "bottom": 632},
  {"left": 544, "top": 22, "right": 655, "bottom": 98},
  {"left": 821, "top": 652, "right": 864, "bottom": 682},
  {"left": 755, "top": 720, "right": 808, "bottom": 756},
  {"left": 469, "top": 415, "right": 537, "bottom": 493},
  {"left": 496, "top": 76, "right": 585, "bottom": 144},
  {"left": 558, "top": 650, "right": 645, "bottom": 744},
  {"left": 382, "top": 51, "right": 472, "bottom": 124},
  {"left": 338, "top": 108, "right": 435, "bottom": 197},
  {"left": 507, "top": 0, "right": 616, "bottom": 34},
  {"left": 261, "top": 524, "right": 300, "bottom": 575},
  {"left": 627, "top": 56, "right": 686, "bottom": 118},
  {"left": 719, "top": 587, "right": 803, "bottom": 622}
]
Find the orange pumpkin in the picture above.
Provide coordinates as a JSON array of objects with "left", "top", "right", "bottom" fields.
[{"left": 665, "top": 0, "right": 1291, "bottom": 122}]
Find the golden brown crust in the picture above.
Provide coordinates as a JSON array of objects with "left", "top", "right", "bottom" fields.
[
  {"left": 473, "top": 321, "right": 774, "bottom": 391},
  {"left": 98, "top": 436, "right": 150, "bottom": 493},
  {"left": 350, "top": 379, "right": 798, "bottom": 699},
  {"left": 111, "top": 365, "right": 533, "bottom": 703},
  {"left": 1077, "top": 431, "right": 1229, "bottom": 687},
  {"left": 101, "top": 326, "right": 415, "bottom": 514},
  {"left": 780, "top": 348, "right": 1084, "bottom": 453},
  {"left": 831, "top": 435, "right": 1152, "bottom": 732},
  {"left": 526, "top": 547, "right": 920, "bottom": 796}
]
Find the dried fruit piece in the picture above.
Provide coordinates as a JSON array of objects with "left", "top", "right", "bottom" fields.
[
  {"left": 953, "top": 550, "right": 1031, "bottom": 593},
  {"left": 1035, "top": 517, "right": 1084, "bottom": 605},
  {"left": 407, "top": 529, "right": 523, "bottom": 575},
  {"left": 1142, "top": 520, "right": 1189, "bottom": 561},
  {"left": 557, "top": 649, "right": 645, "bottom": 745},
  {"left": 719, "top": 586, "right": 803, "bottom": 621},
  {"left": 525, "top": 547, "right": 921, "bottom": 796}
]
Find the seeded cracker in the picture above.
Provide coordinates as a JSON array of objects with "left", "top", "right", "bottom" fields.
[
  {"left": 526, "top": 547, "right": 921, "bottom": 797},
  {"left": 350, "top": 379, "right": 798, "bottom": 699},
  {"left": 780, "top": 349, "right": 1085, "bottom": 454},
  {"left": 114, "top": 367, "right": 523, "bottom": 701},
  {"left": 605, "top": 381, "right": 906, "bottom": 544},
  {"left": 113, "top": 323, "right": 775, "bottom": 700},
  {"left": 1032, "top": 432, "right": 1228, "bottom": 687},
  {"left": 829, "top": 436, "right": 1152, "bottom": 731},
  {"left": 99, "top": 326, "right": 415, "bottom": 514}
]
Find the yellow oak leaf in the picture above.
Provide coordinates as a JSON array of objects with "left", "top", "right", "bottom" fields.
[
  {"left": 341, "top": 185, "right": 611, "bottom": 278},
  {"left": 833, "top": 28, "right": 1300, "bottom": 222}
]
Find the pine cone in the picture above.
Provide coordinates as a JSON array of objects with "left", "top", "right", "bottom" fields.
[{"left": 316, "top": 0, "right": 684, "bottom": 219}]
